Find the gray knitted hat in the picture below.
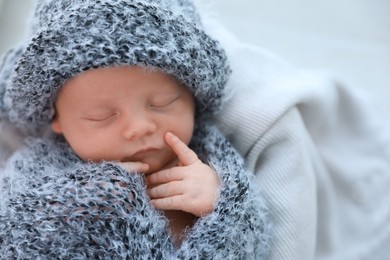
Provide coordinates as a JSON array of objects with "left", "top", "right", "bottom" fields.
[{"left": 1, "top": 0, "right": 230, "bottom": 127}]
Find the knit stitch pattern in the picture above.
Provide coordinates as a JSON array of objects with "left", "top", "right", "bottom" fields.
[
  {"left": 0, "top": 45, "right": 23, "bottom": 118},
  {"left": 2, "top": 0, "right": 231, "bottom": 127},
  {"left": 0, "top": 0, "right": 270, "bottom": 258},
  {"left": 0, "top": 125, "right": 270, "bottom": 258}
]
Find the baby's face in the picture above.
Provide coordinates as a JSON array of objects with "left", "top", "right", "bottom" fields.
[{"left": 51, "top": 66, "right": 195, "bottom": 174}]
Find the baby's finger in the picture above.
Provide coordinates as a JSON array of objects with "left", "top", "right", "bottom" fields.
[
  {"left": 150, "top": 196, "right": 184, "bottom": 211},
  {"left": 115, "top": 161, "right": 149, "bottom": 173},
  {"left": 147, "top": 181, "right": 183, "bottom": 199},
  {"left": 146, "top": 167, "right": 182, "bottom": 186},
  {"left": 165, "top": 132, "right": 198, "bottom": 166}
]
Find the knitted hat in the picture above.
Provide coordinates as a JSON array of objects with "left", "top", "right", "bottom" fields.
[
  {"left": 0, "top": 45, "right": 24, "bottom": 119},
  {"left": 2, "top": 0, "right": 230, "bottom": 128}
]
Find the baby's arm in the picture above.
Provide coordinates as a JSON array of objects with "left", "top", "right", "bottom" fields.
[{"left": 146, "top": 132, "right": 219, "bottom": 217}]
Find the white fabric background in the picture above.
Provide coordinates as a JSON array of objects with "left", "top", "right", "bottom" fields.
[{"left": 211, "top": 0, "right": 390, "bottom": 115}]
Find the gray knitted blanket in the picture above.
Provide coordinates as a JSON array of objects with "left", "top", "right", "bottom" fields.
[{"left": 0, "top": 124, "right": 270, "bottom": 259}]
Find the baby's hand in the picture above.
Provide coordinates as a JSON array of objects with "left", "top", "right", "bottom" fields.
[
  {"left": 115, "top": 161, "right": 150, "bottom": 173},
  {"left": 146, "top": 132, "right": 219, "bottom": 217}
]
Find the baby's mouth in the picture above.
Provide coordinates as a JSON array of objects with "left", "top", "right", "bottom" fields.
[{"left": 121, "top": 148, "right": 159, "bottom": 162}]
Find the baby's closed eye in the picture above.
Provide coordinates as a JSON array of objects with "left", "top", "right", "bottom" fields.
[
  {"left": 149, "top": 94, "right": 180, "bottom": 109},
  {"left": 83, "top": 109, "right": 118, "bottom": 121}
]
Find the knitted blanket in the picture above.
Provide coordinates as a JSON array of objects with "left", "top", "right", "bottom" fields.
[{"left": 0, "top": 123, "right": 270, "bottom": 259}]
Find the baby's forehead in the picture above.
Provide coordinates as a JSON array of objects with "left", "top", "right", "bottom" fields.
[
  {"left": 59, "top": 66, "right": 187, "bottom": 96},
  {"left": 54, "top": 65, "right": 196, "bottom": 116}
]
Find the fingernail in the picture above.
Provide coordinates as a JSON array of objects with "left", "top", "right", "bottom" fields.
[
  {"left": 166, "top": 132, "right": 176, "bottom": 140},
  {"left": 142, "top": 163, "right": 150, "bottom": 171}
]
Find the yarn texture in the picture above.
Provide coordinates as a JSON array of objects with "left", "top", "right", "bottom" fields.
[
  {"left": 0, "top": 0, "right": 270, "bottom": 258},
  {"left": 0, "top": 125, "right": 270, "bottom": 258},
  {"left": 3, "top": 0, "right": 231, "bottom": 127}
]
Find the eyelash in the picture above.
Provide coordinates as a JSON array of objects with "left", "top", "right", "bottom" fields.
[
  {"left": 86, "top": 113, "right": 118, "bottom": 122},
  {"left": 84, "top": 96, "right": 180, "bottom": 121},
  {"left": 150, "top": 96, "right": 179, "bottom": 108}
]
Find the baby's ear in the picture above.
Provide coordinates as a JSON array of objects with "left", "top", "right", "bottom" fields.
[{"left": 50, "top": 117, "right": 63, "bottom": 134}]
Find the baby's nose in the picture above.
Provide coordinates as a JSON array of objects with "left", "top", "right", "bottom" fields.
[{"left": 122, "top": 113, "right": 157, "bottom": 140}]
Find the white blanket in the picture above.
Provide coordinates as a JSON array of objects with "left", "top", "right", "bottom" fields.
[{"left": 205, "top": 19, "right": 390, "bottom": 260}]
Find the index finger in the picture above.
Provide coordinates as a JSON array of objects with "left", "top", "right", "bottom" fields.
[
  {"left": 164, "top": 132, "right": 199, "bottom": 166},
  {"left": 115, "top": 161, "right": 150, "bottom": 173}
]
